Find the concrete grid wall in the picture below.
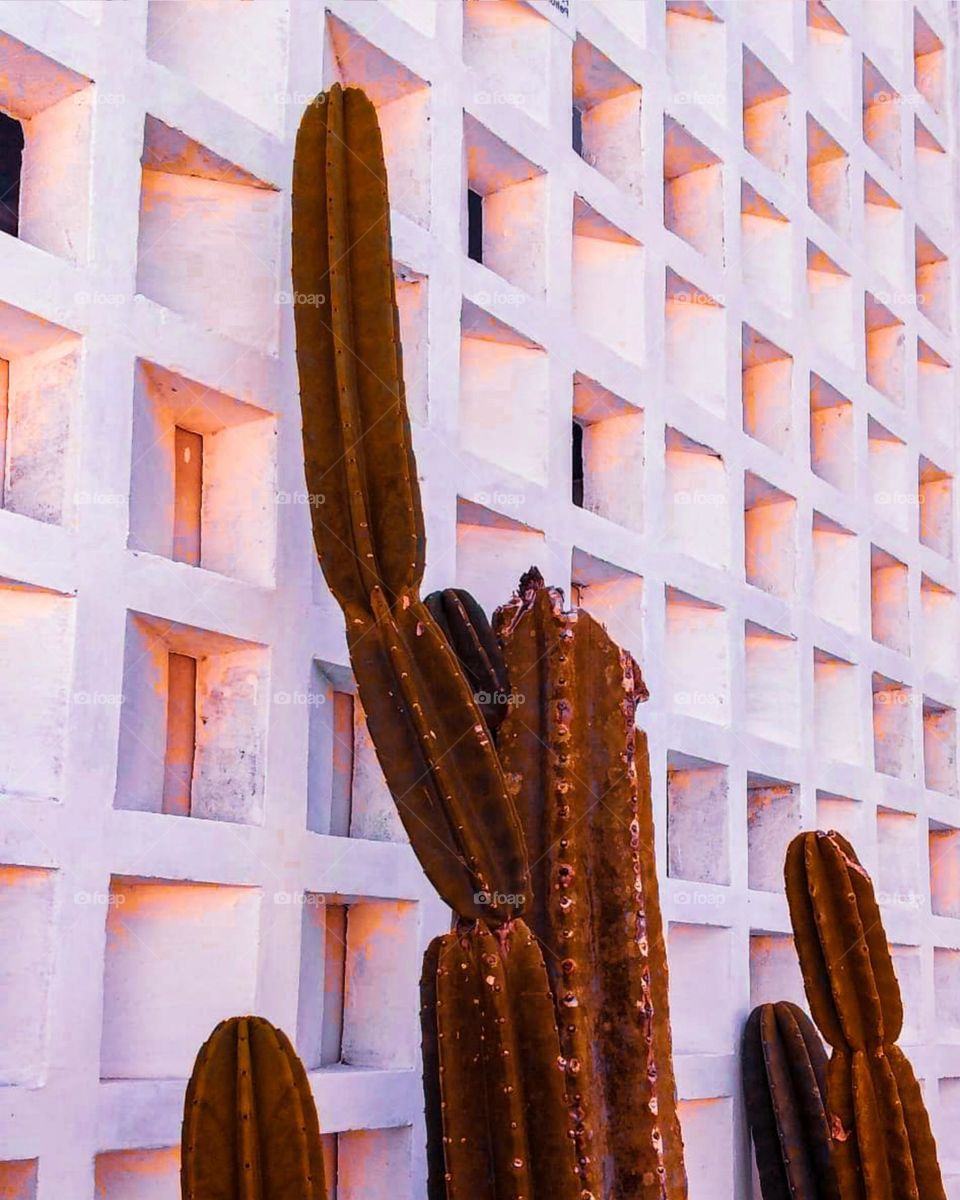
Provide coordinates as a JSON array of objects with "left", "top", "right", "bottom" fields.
[{"left": 0, "top": 0, "right": 957, "bottom": 1197}]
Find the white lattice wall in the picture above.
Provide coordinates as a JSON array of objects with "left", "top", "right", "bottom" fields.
[{"left": 0, "top": 1, "right": 957, "bottom": 1198}]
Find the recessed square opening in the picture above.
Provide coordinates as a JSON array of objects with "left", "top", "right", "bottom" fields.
[
  {"left": 137, "top": 117, "right": 281, "bottom": 350},
  {"left": 394, "top": 262, "right": 428, "bottom": 424},
  {"left": 297, "top": 895, "right": 418, "bottom": 1071},
  {"left": 678, "top": 1098, "right": 735, "bottom": 1197},
  {"left": 307, "top": 662, "right": 356, "bottom": 837},
  {"left": 877, "top": 807, "right": 920, "bottom": 910},
  {"left": 807, "top": 2, "right": 852, "bottom": 119},
  {"left": 891, "top": 944, "right": 921, "bottom": 1042},
  {"left": 665, "top": 427, "right": 729, "bottom": 567},
  {"left": 864, "top": 175, "right": 906, "bottom": 289},
  {"left": 744, "top": 473, "right": 797, "bottom": 598},
  {"left": 865, "top": 293, "right": 906, "bottom": 404},
  {"left": 810, "top": 373, "right": 853, "bottom": 489},
  {"left": 921, "top": 574, "right": 958, "bottom": 680},
  {"left": 572, "top": 36, "right": 642, "bottom": 196},
  {"left": 924, "top": 699, "right": 957, "bottom": 797},
  {"left": 930, "top": 823, "right": 960, "bottom": 919},
  {"left": 666, "top": 751, "right": 729, "bottom": 886},
  {"left": 572, "top": 197, "right": 644, "bottom": 363},
  {"left": 459, "top": 301, "right": 548, "bottom": 484},
  {"left": 665, "top": 3, "right": 725, "bottom": 126},
  {"left": 871, "top": 545, "right": 909, "bottom": 654},
  {"left": 869, "top": 417, "right": 912, "bottom": 532},
  {"left": 665, "top": 269, "right": 725, "bottom": 413},
  {"left": 0, "top": 867, "right": 55, "bottom": 1086},
  {"left": 935, "top": 948, "right": 960, "bottom": 1040},
  {"left": 817, "top": 789, "right": 866, "bottom": 847},
  {"left": 128, "top": 360, "right": 277, "bottom": 585},
  {"left": 665, "top": 586, "right": 728, "bottom": 725},
  {"left": 572, "top": 373, "right": 644, "bottom": 531},
  {"left": 455, "top": 497, "right": 547, "bottom": 618},
  {"left": 0, "top": 1158, "right": 38, "bottom": 1199},
  {"left": 872, "top": 673, "right": 914, "bottom": 780},
  {"left": 741, "top": 182, "right": 792, "bottom": 315},
  {"left": 664, "top": 116, "right": 723, "bottom": 259},
  {"left": 323, "top": 1127, "right": 414, "bottom": 1200},
  {"left": 350, "top": 694, "right": 405, "bottom": 845},
  {"left": 668, "top": 923, "right": 733, "bottom": 1052},
  {"left": 914, "top": 10, "right": 945, "bottom": 112},
  {"left": 464, "top": 113, "right": 545, "bottom": 295},
  {"left": 745, "top": 626, "right": 800, "bottom": 746},
  {"left": 115, "top": 612, "right": 268, "bottom": 823},
  {"left": 806, "top": 115, "right": 849, "bottom": 235},
  {"left": 814, "top": 648, "right": 862, "bottom": 764},
  {"left": 918, "top": 341, "right": 952, "bottom": 449},
  {"left": 750, "top": 932, "right": 807, "bottom": 1009},
  {"left": 863, "top": 58, "right": 901, "bottom": 174},
  {"left": 96, "top": 1147, "right": 179, "bottom": 1199},
  {"left": 919, "top": 456, "right": 953, "bottom": 558},
  {"left": 742, "top": 324, "right": 793, "bottom": 453},
  {"left": 100, "top": 876, "right": 260, "bottom": 1078},
  {"left": 813, "top": 512, "right": 859, "bottom": 632},
  {"left": 570, "top": 547, "right": 644, "bottom": 659},
  {"left": 916, "top": 229, "right": 950, "bottom": 333},
  {"left": 743, "top": 48, "right": 789, "bottom": 174},
  {"left": 915, "top": 120, "right": 949, "bottom": 225},
  {"left": 463, "top": 0, "right": 550, "bottom": 125},
  {"left": 807, "top": 243, "right": 854, "bottom": 365}
]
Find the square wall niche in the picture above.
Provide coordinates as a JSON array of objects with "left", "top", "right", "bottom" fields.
[
  {"left": 297, "top": 895, "right": 418, "bottom": 1072},
  {"left": 115, "top": 612, "right": 269, "bottom": 824},
  {"left": 807, "top": 2, "right": 852, "bottom": 120},
  {"left": 137, "top": 117, "right": 282, "bottom": 351},
  {"left": 572, "top": 198, "right": 644, "bottom": 364},
  {"left": 876, "top": 807, "right": 919, "bottom": 909},
  {"left": 665, "top": 2, "right": 725, "bottom": 127},
  {"left": 455, "top": 498, "right": 546, "bottom": 618},
  {"left": 924, "top": 699, "right": 957, "bottom": 797},
  {"left": 147, "top": 0, "right": 288, "bottom": 135},
  {"left": 745, "top": 625, "right": 800, "bottom": 746},
  {"left": 663, "top": 117, "right": 723, "bottom": 261},
  {"left": 666, "top": 752, "right": 729, "bottom": 886},
  {"left": 100, "top": 877, "right": 260, "bottom": 1079},
  {"left": 934, "top": 948, "right": 960, "bottom": 1041},
  {"left": 741, "top": 183, "right": 792, "bottom": 316},
  {"left": 915, "top": 11, "right": 945, "bottom": 114},
  {"left": 665, "top": 427, "right": 729, "bottom": 568},
  {"left": 463, "top": 0, "right": 550, "bottom": 126},
  {"left": 572, "top": 35, "right": 642, "bottom": 197},
  {"left": 817, "top": 790, "right": 866, "bottom": 848},
  {"left": 916, "top": 229, "right": 950, "bottom": 333},
  {"left": 864, "top": 176, "right": 906, "bottom": 289},
  {"left": 918, "top": 341, "right": 952, "bottom": 449},
  {"left": 891, "top": 944, "right": 921, "bottom": 1043},
  {"left": 665, "top": 587, "right": 729, "bottom": 726},
  {"left": 748, "top": 777, "right": 801, "bottom": 892},
  {"left": 570, "top": 547, "right": 644, "bottom": 660},
  {"left": 750, "top": 932, "right": 807, "bottom": 1010},
  {"left": 668, "top": 924, "right": 733, "bottom": 1053},
  {"left": 813, "top": 512, "right": 859, "bottom": 632},
  {"left": 326, "top": 15, "right": 431, "bottom": 228},
  {"left": 0, "top": 866, "right": 55, "bottom": 1086},
  {"left": 572, "top": 373, "right": 643, "bottom": 531},
  {"left": 678, "top": 1098, "right": 735, "bottom": 1199},
  {"left": 870, "top": 545, "right": 909, "bottom": 655},
  {"left": 128, "top": 360, "right": 277, "bottom": 585},
  {"left": 0, "top": 582, "right": 73, "bottom": 803},
  {"left": 744, "top": 474, "right": 797, "bottom": 598},
  {"left": 915, "top": 121, "right": 950, "bottom": 227},
  {"left": 810, "top": 374, "right": 853, "bottom": 490},
  {"left": 0, "top": 34, "right": 92, "bottom": 262},
  {"left": 324, "top": 1127, "right": 413, "bottom": 1200},
  {"left": 743, "top": 48, "right": 789, "bottom": 175},
  {"left": 307, "top": 662, "right": 355, "bottom": 838},
  {"left": 865, "top": 293, "right": 906, "bottom": 405},
  {"left": 395, "top": 262, "right": 429, "bottom": 424},
  {"left": 665, "top": 270, "right": 725, "bottom": 414},
  {"left": 814, "top": 649, "right": 862, "bottom": 765},
  {"left": 863, "top": 58, "right": 901, "bottom": 174},
  {"left": 919, "top": 457, "right": 953, "bottom": 558},
  {"left": 0, "top": 301, "right": 81, "bottom": 527},
  {"left": 921, "top": 575, "right": 958, "bottom": 680},
  {"left": 349, "top": 694, "right": 404, "bottom": 845},
  {"left": 95, "top": 1147, "right": 179, "bottom": 1199},
  {"left": 459, "top": 301, "right": 548, "bottom": 484},
  {"left": 807, "top": 244, "right": 854, "bottom": 367},
  {"left": 938, "top": 1081, "right": 960, "bottom": 1172},
  {"left": 869, "top": 418, "right": 912, "bottom": 533},
  {"left": 0, "top": 1159, "right": 38, "bottom": 1199},
  {"left": 806, "top": 115, "right": 850, "bottom": 236},
  {"left": 872, "top": 673, "right": 914, "bottom": 781},
  {"left": 742, "top": 324, "right": 793, "bottom": 454},
  {"left": 464, "top": 113, "right": 545, "bottom": 296}
]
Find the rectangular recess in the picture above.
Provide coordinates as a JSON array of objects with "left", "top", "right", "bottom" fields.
[
  {"left": 749, "top": 932, "right": 807, "bottom": 1009},
  {"left": 0, "top": 867, "right": 55, "bottom": 1086},
  {"left": 161, "top": 652, "right": 197, "bottom": 817},
  {"left": 748, "top": 777, "right": 801, "bottom": 890},
  {"left": 668, "top": 923, "right": 732, "bottom": 1053},
  {"left": 666, "top": 752, "right": 729, "bottom": 886}
]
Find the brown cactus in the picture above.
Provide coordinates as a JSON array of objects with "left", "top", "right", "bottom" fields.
[
  {"left": 492, "top": 570, "right": 686, "bottom": 1200},
  {"left": 785, "top": 830, "right": 946, "bottom": 1200}
]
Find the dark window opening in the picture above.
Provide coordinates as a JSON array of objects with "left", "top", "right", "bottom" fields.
[
  {"left": 572, "top": 420, "right": 585, "bottom": 507},
  {"left": 467, "top": 188, "right": 483, "bottom": 262},
  {"left": 572, "top": 104, "right": 584, "bottom": 157},
  {"left": 0, "top": 112, "right": 24, "bottom": 238}
]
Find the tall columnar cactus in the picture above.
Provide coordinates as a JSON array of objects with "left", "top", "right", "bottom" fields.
[
  {"left": 785, "top": 831, "right": 946, "bottom": 1200},
  {"left": 742, "top": 1001, "right": 841, "bottom": 1200},
  {"left": 291, "top": 84, "right": 527, "bottom": 926},
  {"left": 491, "top": 571, "right": 686, "bottom": 1200},
  {"left": 421, "top": 919, "right": 582, "bottom": 1200},
  {"left": 181, "top": 1015, "right": 326, "bottom": 1200}
]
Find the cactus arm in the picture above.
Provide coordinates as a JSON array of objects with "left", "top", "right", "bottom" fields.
[
  {"left": 423, "top": 589, "right": 510, "bottom": 733},
  {"left": 776, "top": 1004, "right": 838, "bottom": 1197},
  {"left": 742, "top": 1007, "right": 792, "bottom": 1200},
  {"left": 887, "top": 1046, "right": 948, "bottom": 1200},
  {"left": 419, "top": 937, "right": 448, "bottom": 1200}
]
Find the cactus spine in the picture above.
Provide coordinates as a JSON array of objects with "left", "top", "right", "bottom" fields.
[
  {"left": 181, "top": 1015, "right": 326, "bottom": 1200},
  {"left": 785, "top": 831, "right": 946, "bottom": 1200},
  {"left": 742, "top": 1001, "right": 841, "bottom": 1200},
  {"left": 493, "top": 571, "right": 686, "bottom": 1200}
]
